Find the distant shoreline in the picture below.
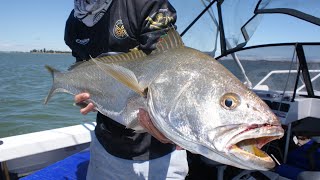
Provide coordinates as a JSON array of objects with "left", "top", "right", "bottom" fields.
[
  {"left": 30, "top": 52, "right": 71, "bottom": 54},
  {"left": 0, "top": 51, "right": 71, "bottom": 54},
  {"left": 30, "top": 49, "right": 71, "bottom": 54}
]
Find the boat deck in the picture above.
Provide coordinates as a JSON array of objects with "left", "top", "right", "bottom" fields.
[
  {"left": 20, "top": 139, "right": 320, "bottom": 180},
  {"left": 21, "top": 150, "right": 89, "bottom": 180}
]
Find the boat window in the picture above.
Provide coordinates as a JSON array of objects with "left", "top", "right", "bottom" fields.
[
  {"left": 218, "top": 45, "right": 320, "bottom": 96},
  {"left": 296, "top": 45, "right": 320, "bottom": 94},
  {"left": 170, "top": 0, "right": 218, "bottom": 53},
  {"left": 171, "top": 0, "right": 320, "bottom": 58}
]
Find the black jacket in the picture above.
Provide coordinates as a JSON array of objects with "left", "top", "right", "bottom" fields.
[{"left": 64, "top": 0, "right": 177, "bottom": 160}]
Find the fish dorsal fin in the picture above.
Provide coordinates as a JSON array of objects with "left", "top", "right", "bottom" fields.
[
  {"left": 91, "top": 28, "right": 183, "bottom": 63},
  {"left": 95, "top": 49, "right": 147, "bottom": 64},
  {"left": 69, "top": 28, "right": 184, "bottom": 70},
  {"left": 68, "top": 49, "right": 147, "bottom": 71},
  {"left": 67, "top": 29, "right": 183, "bottom": 72},
  {"left": 67, "top": 47, "right": 146, "bottom": 70},
  {"left": 91, "top": 58, "right": 147, "bottom": 97},
  {"left": 152, "top": 28, "right": 184, "bottom": 54}
]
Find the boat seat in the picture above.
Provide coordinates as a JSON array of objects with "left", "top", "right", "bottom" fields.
[
  {"left": 275, "top": 164, "right": 305, "bottom": 180},
  {"left": 287, "top": 140, "right": 320, "bottom": 171},
  {"left": 292, "top": 117, "right": 320, "bottom": 137},
  {"left": 297, "top": 171, "right": 320, "bottom": 180},
  {"left": 20, "top": 150, "right": 90, "bottom": 180},
  {"left": 275, "top": 139, "right": 320, "bottom": 179}
]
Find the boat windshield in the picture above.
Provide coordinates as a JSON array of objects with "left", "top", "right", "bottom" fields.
[
  {"left": 170, "top": 0, "right": 320, "bottom": 57},
  {"left": 218, "top": 45, "right": 320, "bottom": 97},
  {"left": 170, "top": 0, "right": 320, "bottom": 97}
]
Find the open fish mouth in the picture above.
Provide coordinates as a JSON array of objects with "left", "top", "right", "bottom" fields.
[
  {"left": 232, "top": 136, "right": 277, "bottom": 158},
  {"left": 228, "top": 124, "right": 284, "bottom": 169}
]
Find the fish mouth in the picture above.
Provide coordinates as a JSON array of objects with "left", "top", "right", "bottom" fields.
[{"left": 228, "top": 124, "right": 284, "bottom": 170}]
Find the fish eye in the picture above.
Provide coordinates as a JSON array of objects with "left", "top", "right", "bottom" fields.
[
  {"left": 225, "top": 98, "right": 233, "bottom": 107},
  {"left": 220, "top": 93, "right": 240, "bottom": 110}
]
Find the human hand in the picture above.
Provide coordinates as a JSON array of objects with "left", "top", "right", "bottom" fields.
[
  {"left": 137, "top": 109, "right": 183, "bottom": 150},
  {"left": 74, "top": 93, "right": 95, "bottom": 115}
]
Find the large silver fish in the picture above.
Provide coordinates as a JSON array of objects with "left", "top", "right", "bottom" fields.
[{"left": 45, "top": 29, "right": 283, "bottom": 170}]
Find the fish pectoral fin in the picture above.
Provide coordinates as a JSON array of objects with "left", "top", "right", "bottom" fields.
[
  {"left": 92, "top": 58, "right": 147, "bottom": 97},
  {"left": 125, "top": 119, "right": 146, "bottom": 133}
]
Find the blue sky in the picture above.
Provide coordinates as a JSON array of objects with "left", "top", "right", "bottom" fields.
[
  {"left": 0, "top": 0, "right": 73, "bottom": 52},
  {"left": 1, "top": 0, "right": 319, "bottom": 54}
]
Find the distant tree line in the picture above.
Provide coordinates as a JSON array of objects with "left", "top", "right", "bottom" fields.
[{"left": 30, "top": 48, "right": 71, "bottom": 54}]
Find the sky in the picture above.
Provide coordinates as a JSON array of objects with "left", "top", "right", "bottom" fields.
[
  {"left": 0, "top": 0, "right": 73, "bottom": 52},
  {"left": 1, "top": 0, "right": 320, "bottom": 54}
]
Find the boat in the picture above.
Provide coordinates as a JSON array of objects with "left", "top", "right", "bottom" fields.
[{"left": 1, "top": 0, "right": 320, "bottom": 179}]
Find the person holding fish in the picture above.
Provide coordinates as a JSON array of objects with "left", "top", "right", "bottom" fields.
[{"left": 64, "top": 0, "right": 188, "bottom": 179}]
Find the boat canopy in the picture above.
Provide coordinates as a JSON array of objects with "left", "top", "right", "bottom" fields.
[
  {"left": 170, "top": 0, "right": 320, "bottom": 97},
  {"left": 170, "top": 0, "right": 320, "bottom": 58}
]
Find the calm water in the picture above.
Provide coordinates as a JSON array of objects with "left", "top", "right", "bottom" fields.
[
  {"left": 0, "top": 52, "right": 95, "bottom": 138},
  {"left": 0, "top": 52, "right": 319, "bottom": 138}
]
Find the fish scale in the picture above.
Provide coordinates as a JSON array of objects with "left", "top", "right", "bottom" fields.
[{"left": 45, "top": 29, "right": 283, "bottom": 170}]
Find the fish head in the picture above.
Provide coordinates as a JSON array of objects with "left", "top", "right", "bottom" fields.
[
  {"left": 211, "top": 84, "right": 284, "bottom": 170},
  {"left": 147, "top": 61, "right": 284, "bottom": 170}
]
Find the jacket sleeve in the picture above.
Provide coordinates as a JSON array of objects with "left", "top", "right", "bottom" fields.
[
  {"left": 131, "top": 0, "right": 177, "bottom": 53},
  {"left": 64, "top": 11, "right": 84, "bottom": 62}
]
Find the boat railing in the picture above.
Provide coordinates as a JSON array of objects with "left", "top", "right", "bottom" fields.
[{"left": 253, "top": 70, "right": 320, "bottom": 96}]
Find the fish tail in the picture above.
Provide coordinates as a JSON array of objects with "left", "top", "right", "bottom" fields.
[{"left": 44, "top": 65, "right": 61, "bottom": 104}]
